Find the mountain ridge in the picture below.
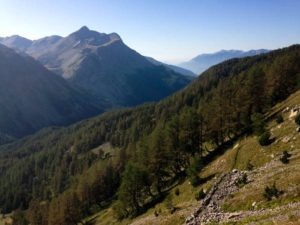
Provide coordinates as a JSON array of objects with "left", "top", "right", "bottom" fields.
[
  {"left": 0, "top": 43, "right": 104, "bottom": 138},
  {"left": 0, "top": 26, "right": 191, "bottom": 108},
  {"left": 179, "top": 49, "right": 270, "bottom": 74},
  {"left": 0, "top": 45, "right": 299, "bottom": 222}
]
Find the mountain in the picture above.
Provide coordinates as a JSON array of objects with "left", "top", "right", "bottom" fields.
[
  {"left": 0, "top": 44, "right": 299, "bottom": 222},
  {"left": 146, "top": 56, "right": 196, "bottom": 76},
  {"left": 0, "top": 35, "right": 32, "bottom": 52},
  {"left": 179, "top": 49, "right": 270, "bottom": 74},
  {"left": 0, "top": 44, "right": 104, "bottom": 138},
  {"left": 0, "top": 27, "right": 191, "bottom": 107}
]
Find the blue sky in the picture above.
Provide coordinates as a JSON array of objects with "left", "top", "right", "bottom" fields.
[{"left": 0, "top": 0, "right": 299, "bottom": 63}]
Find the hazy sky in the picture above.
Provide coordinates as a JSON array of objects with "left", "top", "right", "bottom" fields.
[{"left": 0, "top": 0, "right": 300, "bottom": 63}]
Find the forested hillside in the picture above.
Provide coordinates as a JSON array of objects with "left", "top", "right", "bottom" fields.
[{"left": 1, "top": 45, "right": 299, "bottom": 225}]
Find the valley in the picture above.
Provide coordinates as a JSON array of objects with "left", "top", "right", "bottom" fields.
[
  {"left": 0, "top": 45, "right": 299, "bottom": 225},
  {"left": 0, "top": 2, "right": 299, "bottom": 224}
]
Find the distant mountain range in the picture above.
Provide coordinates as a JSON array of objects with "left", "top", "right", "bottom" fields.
[
  {"left": 179, "top": 49, "right": 270, "bottom": 75},
  {"left": 0, "top": 44, "right": 103, "bottom": 138},
  {"left": 146, "top": 56, "right": 196, "bottom": 77},
  {"left": 0, "top": 26, "right": 192, "bottom": 108}
]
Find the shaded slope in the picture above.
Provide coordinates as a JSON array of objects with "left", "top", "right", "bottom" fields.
[{"left": 0, "top": 44, "right": 104, "bottom": 138}]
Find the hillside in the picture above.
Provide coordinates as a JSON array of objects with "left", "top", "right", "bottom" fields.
[
  {"left": 0, "top": 45, "right": 299, "bottom": 225},
  {"left": 179, "top": 49, "right": 269, "bottom": 74},
  {"left": 99, "top": 90, "right": 300, "bottom": 225},
  {"left": 0, "top": 27, "right": 191, "bottom": 107},
  {"left": 0, "top": 44, "right": 104, "bottom": 139}
]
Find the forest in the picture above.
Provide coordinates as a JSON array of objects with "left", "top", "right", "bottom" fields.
[{"left": 1, "top": 45, "right": 300, "bottom": 225}]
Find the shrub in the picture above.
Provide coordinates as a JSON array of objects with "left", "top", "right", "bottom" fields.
[
  {"left": 295, "top": 114, "right": 300, "bottom": 125},
  {"left": 188, "top": 174, "right": 201, "bottom": 187},
  {"left": 174, "top": 188, "right": 180, "bottom": 196},
  {"left": 246, "top": 160, "right": 254, "bottom": 171},
  {"left": 276, "top": 114, "right": 284, "bottom": 124},
  {"left": 235, "top": 174, "right": 248, "bottom": 188},
  {"left": 259, "top": 132, "right": 271, "bottom": 146},
  {"left": 280, "top": 150, "right": 291, "bottom": 164},
  {"left": 195, "top": 189, "right": 206, "bottom": 201},
  {"left": 263, "top": 183, "right": 283, "bottom": 201}
]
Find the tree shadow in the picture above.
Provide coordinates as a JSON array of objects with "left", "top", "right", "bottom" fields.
[{"left": 200, "top": 173, "right": 216, "bottom": 184}]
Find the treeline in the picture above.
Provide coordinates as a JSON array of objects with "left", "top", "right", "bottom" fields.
[{"left": 1, "top": 45, "right": 300, "bottom": 224}]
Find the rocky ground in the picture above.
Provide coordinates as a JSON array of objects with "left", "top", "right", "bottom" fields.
[
  {"left": 185, "top": 170, "right": 246, "bottom": 225},
  {"left": 185, "top": 167, "right": 300, "bottom": 225}
]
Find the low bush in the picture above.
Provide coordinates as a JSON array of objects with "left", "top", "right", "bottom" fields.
[
  {"left": 195, "top": 189, "right": 206, "bottom": 201},
  {"left": 235, "top": 174, "right": 248, "bottom": 188},
  {"left": 280, "top": 150, "right": 291, "bottom": 164},
  {"left": 263, "top": 183, "right": 283, "bottom": 201},
  {"left": 174, "top": 188, "right": 180, "bottom": 196},
  {"left": 276, "top": 114, "right": 284, "bottom": 124},
  {"left": 246, "top": 160, "right": 254, "bottom": 171},
  {"left": 259, "top": 132, "right": 271, "bottom": 146}
]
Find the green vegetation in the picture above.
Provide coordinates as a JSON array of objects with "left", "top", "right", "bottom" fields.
[
  {"left": 280, "top": 150, "right": 291, "bottom": 164},
  {"left": 258, "top": 131, "right": 271, "bottom": 146},
  {"left": 263, "top": 183, "right": 283, "bottom": 201},
  {"left": 114, "top": 163, "right": 150, "bottom": 219},
  {"left": 246, "top": 160, "right": 254, "bottom": 171},
  {"left": 275, "top": 114, "right": 284, "bottom": 124},
  {"left": 251, "top": 113, "right": 266, "bottom": 135},
  {"left": 195, "top": 189, "right": 206, "bottom": 201},
  {"left": 0, "top": 45, "right": 299, "bottom": 225},
  {"left": 235, "top": 174, "right": 248, "bottom": 188},
  {"left": 89, "top": 90, "right": 300, "bottom": 225}
]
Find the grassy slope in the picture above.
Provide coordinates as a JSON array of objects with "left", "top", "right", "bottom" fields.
[{"left": 90, "top": 91, "right": 300, "bottom": 225}]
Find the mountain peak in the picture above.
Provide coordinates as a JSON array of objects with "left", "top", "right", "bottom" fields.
[
  {"left": 78, "top": 26, "right": 90, "bottom": 32},
  {"left": 70, "top": 26, "right": 106, "bottom": 40},
  {"left": 72, "top": 26, "right": 92, "bottom": 37},
  {"left": 67, "top": 27, "right": 122, "bottom": 47}
]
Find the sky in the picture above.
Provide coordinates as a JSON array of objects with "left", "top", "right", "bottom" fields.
[{"left": 0, "top": 0, "right": 300, "bottom": 63}]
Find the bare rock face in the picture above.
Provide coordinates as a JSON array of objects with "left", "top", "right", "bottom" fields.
[
  {"left": 0, "top": 27, "right": 191, "bottom": 108},
  {"left": 185, "top": 170, "right": 247, "bottom": 225}
]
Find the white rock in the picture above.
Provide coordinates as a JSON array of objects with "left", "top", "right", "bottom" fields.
[
  {"left": 289, "top": 110, "right": 299, "bottom": 119},
  {"left": 282, "top": 136, "right": 291, "bottom": 143}
]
